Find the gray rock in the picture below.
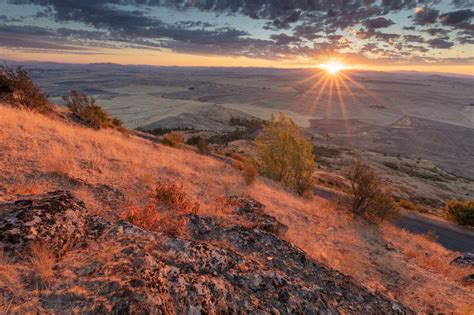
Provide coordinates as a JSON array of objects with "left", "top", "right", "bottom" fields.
[
  {"left": 228, "top": 196, "right": 289, "bottom": 235},
  {"left": 451, "top": 252, "right": 474, "bottom": 267},
  {"left": 0, "top": 190, "right": 88, "bottom": 259}
]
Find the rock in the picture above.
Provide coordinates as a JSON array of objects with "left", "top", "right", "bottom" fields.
[
  {"left": 0, "top": 190, "right": 88, "bottom": 259},
  {"left": 228, "top": 196, "right": 289, "bottom": 235},
  {"left": 86, "top": 215, "right": 110, "bottom": 239},
  {"left": 462, "top": 274, "right": 474, "bottom": 286},
  {"left": 1, "top": 191, "right": 413, "bottom": 313},
  {"left": 385, "top": 243, "right": 396, "bottom": 251},
  {"left": 450, "top": 252, "right": 474, "bottom": 267}
]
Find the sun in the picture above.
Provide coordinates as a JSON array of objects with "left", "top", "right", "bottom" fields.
[{"left": 319, "top": 61, "right": 345, "bottom": 74}]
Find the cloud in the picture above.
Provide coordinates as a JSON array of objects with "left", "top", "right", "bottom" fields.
[
  {"left": 0, "top": 25, "right": 91, "bottom": 51},
  {"left": 423, "top": 28, "right": 449, "bottom": 36},
  {"left": 356, "top": 29, "right": 400, "bottom": 41},
  {"left": 413, "top": 6, "right": 439, "bottom": 25},
  {"left": 439, "top": 9, "right": 474, "bottom": 31},
  {"left": 0, "top": 15, "right": 22, "bottom": 22},
  {"left": 451, "top": 0, "right": 473, "bottom": 9},
  {"left": 3, "top": 0, "right": 471, "bottom": 64},
  {"left": 427, "top": 38, "right": 454, "bottom": 48},
  {"left": 363, "top": 17, "right": 395, "bottom": 28},
  {"left": 457, "top": 35, "right": 474, "bottom": 44},
  {"left": 440, "top": 9, "right": 474, "bottom": 25},
  {"left": 403, "top": 35, "right": 424, "bottom": 43},
  {"left": 270, "top": 33, "right": 301, "bottom": 45}
]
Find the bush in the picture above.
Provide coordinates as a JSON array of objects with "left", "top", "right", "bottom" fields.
[
  {"left": 0, "top": 65, "right": 51, "bottom": 112},
  {"left": 62, "top": 90, "right": 122, "bottom": 129},
  {"left": 206, "top": 117, "right": 264, "bottom": 145},
  {"left": 398, "top": 199, "right": 430, "bottom": 213},
  {"left": 256, "top": 112, "right": 314, "bottom": 195},
  {"left": 444, "top": 200, "right": 474, "bottom": 226},
  {"left": 123, "top": 181, "right": 200, "bottom": 236},
  {"left": 398, "top": 199, "right": 418, "bottom": 211},
  {"left": 313, "top": 145, "right": 341, "bottom": 158},
  {"left": 241, "top": 158, "right": 258, "bottom": 186},
  {"left": 148, "top": 126, "right": 193, "bottom": 136},
  {"left": 161, "top": 131, "right": 185, "bottom": 148},
  {"left": 347, "top": 160, "right": 398, "bottom": 221},
  {"left": 187, "top": 136, "right": 211, "bottom": 154}
]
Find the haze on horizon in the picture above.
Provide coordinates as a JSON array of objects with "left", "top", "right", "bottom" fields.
[{"left": 0, "top": 0, "right": 473, "bottom": 75}]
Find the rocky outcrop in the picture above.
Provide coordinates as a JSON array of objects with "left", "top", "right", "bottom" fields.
[
  {"left": 0, "top": 191, "right": 88, "bottom": 259},
  {"left": 0, "top": 191, "right": 413, "bottom": 313},
  {"left": 228, "top": 196, "right": 289, "bottom": 235}
]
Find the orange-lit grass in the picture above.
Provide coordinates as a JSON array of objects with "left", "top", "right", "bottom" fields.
[{"left": 0, "top": 105, "right": 472, "bottom": 313}]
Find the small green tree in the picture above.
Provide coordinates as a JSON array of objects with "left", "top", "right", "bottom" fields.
[
  {"left": 0, "top": 65, "right": 50, "bottom": 112},
  {"left": 62, "top": 90, "right": 122, "bottom": 129},
  {"left": 347, "top": 160, "right": 398, "bottom": 221},
  {"left": 256, "top": 112, "right": 315, "bottom": 195}
]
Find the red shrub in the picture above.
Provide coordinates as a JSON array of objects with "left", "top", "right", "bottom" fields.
[{"left": 122, "top": 181, "right": 199, "bottom": 235}]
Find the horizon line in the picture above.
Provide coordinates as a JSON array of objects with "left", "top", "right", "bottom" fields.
[{"left": 1, "top": 58, "right": 473, "bottom": 78}]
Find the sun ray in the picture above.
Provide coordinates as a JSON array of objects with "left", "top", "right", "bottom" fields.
[
  {"left": 305, "top": 72, "right": 330, "bottom": 114},
  {"left": 298, "top": 72, "right": 330, "bottom": 99},
  {"left": 327, "top": 75, "right": 335, "bottom": 117},
  {"left": 339, "top": 72, "right": 377, "bottom": 99},
  {"left": 334, "top": 75, "right": 353, "bottom": 139}
]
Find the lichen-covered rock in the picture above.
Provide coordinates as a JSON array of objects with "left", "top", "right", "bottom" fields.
[
  {"left": 0, "top": 190, "right": 88, "bottom": 258},
  {"left": 451, "top": 252, "right": 474, "bottom": 267},
  {"left": 228, "top": 196, "right": 289, "bottom": 235},
  {"left": 1, "top": 192, "right": 413, "bottom": 313}
]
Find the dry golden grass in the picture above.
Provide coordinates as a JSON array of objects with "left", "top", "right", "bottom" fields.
[
  {"left": 29, "top": 243, "right": 55, "bottom": 284},
  {"left": 0, "top": 105, "right": 472, "bottom": 313}
]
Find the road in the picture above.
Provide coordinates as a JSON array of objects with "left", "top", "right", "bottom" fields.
[
  {"left": 314, "top": 187, "right": 474, "bottom": 253},
  {"left": 394, "top": 210, "right": 474, "bottom": 252}
]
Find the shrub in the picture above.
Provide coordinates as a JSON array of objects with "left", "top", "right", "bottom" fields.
[
  {"left": 62, "top": 90, "right": 122, "bottom": 129},
  {"left": 0, "top": 65, "right": 51, "bottom": 112},
  {"left": 444, "top": 200, "right": 474, "bottom": 226},
  {"left": 161, "top": 131, "right": 185, "bottom": 148},
  {"left": 123, "top": 181, "right": 200, "bottom": 236},
  {"left": 398, "top": 199, "right": 430, "bottom": 213},
  {"left": 187, "top": 135, "right": 210, "bottom": 154},
  {"left": 206, "top": 117, "right": 264, "bottom": 145},
  {"left": 313, "top": 145, "right": 341, "bottom": 159},
  {"left": 241, "top": 158, "right": 258, "bottom": 186},
  {"left": 398, "top": 199, "right": 418, "bottom": 211},
  {"left": 256, "top": 112, "right": 314, "bottom": 195},
  {"left": 229, "top": 117, "right": 264, "bottom": 131},
  {"left": 347, "top": 160, "right": 398, "bottom": 221},
  {"left": 149, "top": 126, "right": 193, "bottom": 136}
]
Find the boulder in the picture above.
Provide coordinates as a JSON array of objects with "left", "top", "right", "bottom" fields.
[
  {"left": 451, "top": 252, "right": 474, "bottom": 267},
  {"left": 0, "top": 190, "right": 88, "bottom": 259},
  {"left": 228, "top": 196, "right": 289, "bottom": 235}
]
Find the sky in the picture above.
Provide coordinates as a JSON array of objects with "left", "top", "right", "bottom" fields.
[{"left": 0, "top": 0, "right": 473, "bottom": 74}]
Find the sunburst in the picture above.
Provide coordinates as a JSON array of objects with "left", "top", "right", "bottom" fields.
[
  {"left": 319, "top": 61, "right": 345, "bottom": 75},
  {"left": 293, "top": 59, "right": 384, "bottom": 136}
]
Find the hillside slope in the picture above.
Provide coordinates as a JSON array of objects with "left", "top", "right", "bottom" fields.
[{"left": 0, "top": 105, "right": 472, "bottom": 312}]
